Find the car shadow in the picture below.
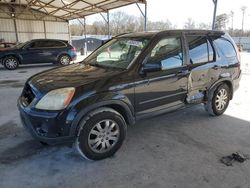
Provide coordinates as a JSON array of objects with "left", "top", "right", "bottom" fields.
[
  {"left": 0, "top": 63, "right": 57, "bottom": 71},
  {"left": 0, "top": 105, "right": 250, "bottom": 165}
]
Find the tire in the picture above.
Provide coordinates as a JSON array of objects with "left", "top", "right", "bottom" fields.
[
  {"left": 204, "top": 83, "right": 230, "bottom": 116},
  {"left": 75, "top": 107, "right": 127, "bottom": 160},
  {"left": 58, "top": 54, "right": 71, "bottom": 65},
  {"left": 3, "top": 56, "right": 19, "bottom": 70}
]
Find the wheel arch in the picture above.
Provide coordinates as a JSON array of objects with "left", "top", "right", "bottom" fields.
[
  {"left": 69, "top": 100, "right": 135, "bottom": 137},
  {"left": 207, "top": 78, "right": 234, "bottom": 100},
  {"left": 57, "top": 53, "right": 72, "bottom": 61},
  {"left": 3, "top": 54, "right": 22, "bottom": 64}
]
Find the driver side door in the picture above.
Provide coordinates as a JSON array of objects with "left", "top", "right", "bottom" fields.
[
  {"left": 134, "top": 35, "right": 189, "bottom": 117},
  {"left": 20, "top": 41, "right": 45, "bottom": 64}
]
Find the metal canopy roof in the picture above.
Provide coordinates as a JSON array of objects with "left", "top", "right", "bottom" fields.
[{"left": 0, "top": 0, "right": 146, "bottom": 21}]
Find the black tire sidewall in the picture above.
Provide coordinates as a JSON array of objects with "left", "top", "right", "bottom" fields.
[
  {"left": 77, "top": 110, "right": 127, "bottom": 160},
  {"left": 3, "top": 56, "right": 19, "bottom": 70},
  {"left": 211, "top": 84, "right": 230, "bottom": 116}
]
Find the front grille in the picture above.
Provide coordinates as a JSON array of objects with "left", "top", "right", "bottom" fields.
[{"left": 21, "top": 83, "right": 35, "bottom": 106}]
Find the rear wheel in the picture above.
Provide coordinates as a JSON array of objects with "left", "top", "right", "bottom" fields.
[
  {"left": 205, "top": 83, "right": 230, "bottom": 116},
  {"left": 3, "top": 56, "right": 19, "bottom": 70},
  {"left": 75, "top": 107, "right": 127, "bottom": 160},
  {"left": 58, "top": 55, "right": 71, "bottom": 65}
]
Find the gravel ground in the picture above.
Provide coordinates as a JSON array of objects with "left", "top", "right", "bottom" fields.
[{"left": 0, "top": 53, "right": 250, "bottom": 188}]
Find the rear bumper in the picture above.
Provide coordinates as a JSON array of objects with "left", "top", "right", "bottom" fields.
[
  {"left": 18, "top": 99, "right": 75, "bottom": 145},
  {"left": 71, "top": 54, "right": 77, "bottom": 61},
  {"left": 70, "top": 52, "right": 77, "bottom": 61},
  {"left": 233, "top": 70, "right": 241, "bottom": 92}
]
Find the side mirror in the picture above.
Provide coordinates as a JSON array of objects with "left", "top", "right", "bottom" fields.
[{"left": 142, "top": 62, "right": 162, "bottom": 73}]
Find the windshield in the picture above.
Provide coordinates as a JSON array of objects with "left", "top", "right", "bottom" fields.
[
  {"left": 14, "top": 41, "right": 29, "bottom": 49},
  {"left": 86, "top": 37, "right": 149, "bottom": 69}
]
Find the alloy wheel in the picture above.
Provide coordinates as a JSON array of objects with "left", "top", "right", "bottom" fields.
[
  {"left": 215, "top": 88, "right": 228, "bottom": 111},
  {"left": 5, "top": 58, "right": 18, "bottom": 69},
  {"left": 88, "top": 119, "right": 120, "bottom": 154},
  {"left": 60, "top": 56, "right": 70, "bottom": 65}
]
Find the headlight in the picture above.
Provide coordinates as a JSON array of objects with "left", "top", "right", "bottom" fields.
[{"left": 35, "top": 87, "right": 75, "bottom": 110}]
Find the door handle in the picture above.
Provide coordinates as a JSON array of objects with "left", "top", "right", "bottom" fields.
[
  {"left": 212, "top": 65, "right": 221, "bottom": 70},
  {"left": 177, "top": 69, "right": 189, "bottom": 76}
]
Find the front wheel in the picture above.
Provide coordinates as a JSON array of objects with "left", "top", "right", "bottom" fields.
[
  {"left": 204, "top": 84, "right": 231, "bottom": 116},
  {"left": 75, "top": 107, "right": 127, "bottom": 160},
  {"left": 3, "top": 56, "right": 19, "bottom": 70}
]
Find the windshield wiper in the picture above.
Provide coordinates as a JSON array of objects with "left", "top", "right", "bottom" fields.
[{"left": 89, "top": 63, "right": 126, "bottom": 70}]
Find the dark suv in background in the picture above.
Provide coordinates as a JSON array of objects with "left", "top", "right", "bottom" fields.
[
  {"left": 0, "top": 39, "right": 77, "bottom": 70},
  {"left": 18, "top": 30, "right": 241, "bottom": 160}
]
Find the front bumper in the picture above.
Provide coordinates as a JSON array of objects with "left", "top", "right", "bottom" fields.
[{"left": 18, "top": 99, "right": 75, "bottom": 145}]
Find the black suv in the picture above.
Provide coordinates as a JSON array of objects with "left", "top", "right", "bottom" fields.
[
  {"left": 0, "top": 39, "right": 77, "bottom": 70},
  {"left": 18, "top": 30, "right": 241, "bottom": 160}
]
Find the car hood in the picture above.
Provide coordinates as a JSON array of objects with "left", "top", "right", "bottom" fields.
[
  {"left": 0, "top": 47, "right": 19, "bottom": 53},
  {"left": 28, "top": 63, "right": 124, "bottom": 93},
  {"left": 0, "top": 48, "right": 11, "bottom": 51}
]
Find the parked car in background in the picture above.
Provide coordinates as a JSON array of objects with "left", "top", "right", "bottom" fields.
[
  {"left": 18, "top": 30, "right": 241, "bottom": 160},
  {"left": 0, "top": 39, "right": 77, "bottom": 70},
  {"left": 0, "top": 42, "right": 17, "bottom": 51}
]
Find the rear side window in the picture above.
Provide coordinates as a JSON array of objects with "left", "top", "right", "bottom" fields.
[
  {"left": 213, "top": 38, "right": 236, "bottom": 58},
  {"left": 45, "top": 41, "right": 66, "bottom": 48},
  {"left": 187, "top": 36, "right": 214, "bottom": 64}
]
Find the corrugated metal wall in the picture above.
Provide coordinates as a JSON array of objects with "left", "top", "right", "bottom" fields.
[
  {"left": 0, "top": 6, "right": 70, "bottom": 43},
  {"left": 0, "top": 19, "right": 16, "bottom": 42},
  {"left": 233, "top": 37, "right": 250, "bottom": 51},
  {"left": 45, "top": 21, "right": 69, "bottom": 40},
  {"left": 0, "top": 19, "right": 69, "bottom": 43}
]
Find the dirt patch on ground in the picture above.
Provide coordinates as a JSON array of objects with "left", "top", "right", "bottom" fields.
[
  {"left": 0, "top": 80, "right": 24, "bottom": 88},
  {"left": 18, "top": 71, "right": 27, "bottom": 73},
  {"left": 0, "top": 121, "right": 21, "bottom": 139},
  {"left": 0, "top": 140, "right": 49, "bottom": 164}
]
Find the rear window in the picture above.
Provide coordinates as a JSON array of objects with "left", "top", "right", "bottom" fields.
[
  {"left": 213, "top": 38, "right": 237, "bottom": 58},
  {"left": 187, "top": 35, "right": 214, "bottom": 64}
]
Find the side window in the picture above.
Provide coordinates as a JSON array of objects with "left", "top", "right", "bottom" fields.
[
  {"left": 213, "top": 38, "right": 237, "bottom": 58},
  {"left": 29, "top": 41, "right": 47, "bottom": 48},
  {"left": 187, "top": 36, "right": 214, "bottom": 64},
  {"left": 148, "top": 37, "right": 183, "bottom": 70},
  {"left": 29, "top": 41, "right": 40, "bottom": 48},
  {"left": 45, "top": 41, "right": 66, "bottom": 48},
  {"left": 39, "top": 41, "right": 50, "bottom": 48}
]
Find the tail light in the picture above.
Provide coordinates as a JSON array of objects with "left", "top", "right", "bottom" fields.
[{"left": 71, "top": 47, "right": 76, "bottom": 53}]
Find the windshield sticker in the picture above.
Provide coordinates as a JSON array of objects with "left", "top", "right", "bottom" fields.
[{"left": 127, "top": 40, "right": 143, "bottom": 47}]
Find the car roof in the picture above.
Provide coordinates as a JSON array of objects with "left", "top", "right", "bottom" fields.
[
  {"left": 0, "top": 42, "right": 16, "bottom": 44},
  {"left": 117, "top": 29, "right": 225, "bottom": 38},
  {"left": 29, "top": 39, "right": 68, "bottom": 43}
]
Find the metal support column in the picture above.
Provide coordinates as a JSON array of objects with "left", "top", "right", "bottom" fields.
[
  {"left": 43, "top": 20, "right": 47, "bottom": 39},
  {"left": 13, "top": 18, "right": 18, "bottom": 42},
  {"left": 212, "top": 0, "right": 218, "bottom": 30},
  {"left": 136, "top": 2, "right": 147, "bottom": 31},
  {"left": 78, "top": 18, "right": 87, "bottom": 56},
  {"left": 84, "top": 17, "right": 87, "bottom": 56},
  {"left": 67, "top": 20, "right": 71, "bottom": 44},
  {"left": 107, "top": 11, "right": 110, "bottom": 38},
  {"left": 100, "top": 12, "right": 110, "bottom": 38}
]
